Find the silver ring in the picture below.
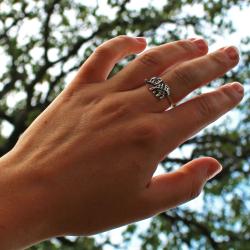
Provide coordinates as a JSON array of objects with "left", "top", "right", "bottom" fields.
[{"left": 144, "top": 77, "right": 176, "bottom": 108}]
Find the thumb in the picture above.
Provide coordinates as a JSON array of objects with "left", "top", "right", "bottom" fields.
[{"left": 142, "top": 157, "right": 222, "bottom": 216}]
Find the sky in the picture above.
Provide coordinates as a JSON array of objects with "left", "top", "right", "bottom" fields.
[{"left": 1, "top": 1, "right": 250, "bottom": 248}]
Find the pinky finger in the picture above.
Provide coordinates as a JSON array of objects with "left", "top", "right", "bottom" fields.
[{"left": 158, "top": 82, "right": 244, "bottom": 154}]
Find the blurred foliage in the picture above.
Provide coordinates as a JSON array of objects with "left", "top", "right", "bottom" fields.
[{"left": 0, "top": 0, "right": 250, "bottom": 249}]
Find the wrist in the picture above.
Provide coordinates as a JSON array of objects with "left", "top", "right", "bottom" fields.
[{"left": 0, "top": 150, "right": 55, "bottom": 249}]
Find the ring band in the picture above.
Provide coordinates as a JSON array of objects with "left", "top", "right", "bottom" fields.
[{"left": 145, "top": 77, "right": 176, "bottom": 108}]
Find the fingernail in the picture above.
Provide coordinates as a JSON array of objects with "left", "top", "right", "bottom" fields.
[
  {"left": 207, "top": 163, "right": 223, "bottom": 181},
  {"left": 224, "top": 46, "right": 239, "bottom": 60},
  {"left": 190, "top": 38, "right": 208, "bottom": 51},
  {"left": 230, "top": 82, "right": 244, "bottom": 96},
  {"left": 135, "top": 37, "right": 146, "bottom": 43}
]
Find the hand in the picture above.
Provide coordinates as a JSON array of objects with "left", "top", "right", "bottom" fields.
[{"left": 0, "top": 35, "right": 243, "bottom": 248}]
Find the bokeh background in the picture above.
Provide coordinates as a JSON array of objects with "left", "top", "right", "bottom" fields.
[{"left": 0, "top": 0, "right": 250, "bottom": 249}]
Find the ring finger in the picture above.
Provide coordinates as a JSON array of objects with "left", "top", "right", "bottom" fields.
[{"left": 125, "top": 45, "right": 239, "bottom": 112}]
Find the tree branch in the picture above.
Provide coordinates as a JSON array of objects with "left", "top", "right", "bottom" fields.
[
  {"left": 160, "top": 212, "right": 220, "bottom": 249},
  {"left": 43, "top": 0, "right": 61, "bottom": 64},
  {"left": 0, "top": 110, "right": 14, "bottom": 124}
]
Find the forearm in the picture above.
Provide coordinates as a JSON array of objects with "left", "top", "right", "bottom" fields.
[{"left": 0, "top": 150, "right": 53, "bottom": 250}]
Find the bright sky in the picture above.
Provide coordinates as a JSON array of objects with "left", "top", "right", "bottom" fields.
[{"left": 1, "top": 1, "right": 250, "bottom": 248}]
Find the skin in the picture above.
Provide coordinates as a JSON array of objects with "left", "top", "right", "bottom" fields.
[{"left": 0, "top": 35, "right": 244, "bottom": 249}]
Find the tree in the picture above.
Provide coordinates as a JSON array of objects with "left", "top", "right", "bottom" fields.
[{"left": 0, "top": 0, "right": 249, "bottom": 249}]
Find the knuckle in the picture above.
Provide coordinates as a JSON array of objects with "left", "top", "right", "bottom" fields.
[
  {"left": 100, "top": 94, "right": 129, "bottom": 118},
  {"left": 179, "top": 171, "right": 203, "bottom": 201},
  {"left": 113, "top": 103, "right": 130, "bottom": 119},
  {"left": 210, "top": 52, "right": 228, "bottom": 69},
  {"left": 175, "top": 40, "right": 195, "bottom": 53},
  {"left": 116, "top": 35, "right": 132, "bottom": 43},
  {"left": 172, "top": 65, "right": 193, "bottom": 89},
  {"left": 219, "top": 85, "right": 238, "bottom": 102},
  {"left": 188, "top": 180, "right": 203, "bottom": 200},
  {"left": 132, "top": 119, "right": 161, "bottom": 142},
  {"left": 195, "top": 95, "right": 214, "bottom": 119},
  {"left": 95, "top": 44, "right": 113, "bottom": 58},
  {"left": 95, "top": 36, "right": 134, "bottom": 59},
  {"left": 138, "top": 49, "right": 162, "bottom": 67}
]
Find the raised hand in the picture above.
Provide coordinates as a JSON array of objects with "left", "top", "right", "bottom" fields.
[{"left": 0, "top": 35, "right": 243, "bottom": 249}]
